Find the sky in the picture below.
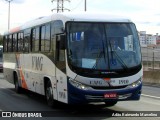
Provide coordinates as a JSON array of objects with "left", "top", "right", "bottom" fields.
[{"left": 0, "top": 0, "right": 160, "bottom": 35}]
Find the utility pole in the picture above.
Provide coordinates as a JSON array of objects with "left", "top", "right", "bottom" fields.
[
  {"left": 51, "top": 0, "right": 70, "bottom": 13},
  {"left": 5, "top": 0, "right": 13, "bottom": 31},
  {"left": 84, "top": 0, "right": 87, "bottom": 11}
]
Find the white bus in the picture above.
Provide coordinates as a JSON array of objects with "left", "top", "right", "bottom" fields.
[{"left": 3, "top": 13, "right": 142, "bottom": 107}]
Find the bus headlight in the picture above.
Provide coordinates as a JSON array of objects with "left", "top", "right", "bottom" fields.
[
  {"left": 69, "top": 78, "right": 92, "bottom": 90},
  {"left": 128, "top": 77, "right": 142, "bottom": 88}
]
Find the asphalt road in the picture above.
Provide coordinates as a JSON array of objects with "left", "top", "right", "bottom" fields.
[{"left": 0, "top": 73, "right": 159, "bottom": 120}]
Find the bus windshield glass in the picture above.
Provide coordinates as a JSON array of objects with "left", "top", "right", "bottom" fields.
[{"left": 66, "top": 22, "right": 141, "bottom": 71}]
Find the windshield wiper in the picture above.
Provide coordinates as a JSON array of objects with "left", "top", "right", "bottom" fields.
[
  {"left": 108, "top": 40, "right": 128, "bottom": 70},
  {"left": 92, "top": 51, "right": 104, "bottom": 69},
  {"left": 112, "top": 50, "right": 128, "bottom": 70},
  {"left": 92, "top": 37, "right": 107, "bottom": 69}
]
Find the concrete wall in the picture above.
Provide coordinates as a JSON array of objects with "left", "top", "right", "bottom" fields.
[{"left": 143, "top": 71, "right": 160, "bottom": 84}]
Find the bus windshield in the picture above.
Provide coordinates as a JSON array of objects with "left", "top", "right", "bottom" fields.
[{"left": 66, "top": 22, "right": 141, "bottom": 72}]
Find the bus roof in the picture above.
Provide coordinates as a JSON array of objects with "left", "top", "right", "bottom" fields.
[
  {"left": 57, "top": 12, "right": 132, "bottom": 22},
  {"left": 4, "top": 12, "right": 132, "bottom": 35}
]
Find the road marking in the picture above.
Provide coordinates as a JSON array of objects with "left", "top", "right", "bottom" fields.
[{"left": 142, "top": 94, "right": 160, "bottom": 99}]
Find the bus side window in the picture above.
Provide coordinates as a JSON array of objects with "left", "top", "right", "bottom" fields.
[
  {"left": 54, "top": 20, "right": 64, "bottom": 62},
  {"left": 24, "top": 29, "right": 30, "bottom": 52},
  {"left": 51, "top": 20, "right": 63, "bottom": 60},
  {"left": 41, "top": 24, "right": 51, "bottom": 52},
  {"left": 31, "top": 27, "right": 39, "bottom": 52},
  {"left": 55, "top": 34, "right": 66, "bottom": 71},
  {"left": 13, "top": 33, "right": 17, "bottom": 52},
  {"left": 8, "top": 35, "right": 12, "bottom": 52},
  {"left": 45, "top": 24, "right": 51, "bottom": 51},
  {"left": 3, "top": 36, "right": 8, "bottom": 52},
  {"left": 41, "top": 26, "right": 45, "bottom": 51},
  {"left": 18, "top": 32, "right": 24, "bottom": 52},
  {"left": 56, "top": 35, "right": 65, "bottom": 62}
]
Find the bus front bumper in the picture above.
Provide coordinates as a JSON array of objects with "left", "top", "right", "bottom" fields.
[{"left": 67, "top": 81, "right": 142, "bottom": 104}]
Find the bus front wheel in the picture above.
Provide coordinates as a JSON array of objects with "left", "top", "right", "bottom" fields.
[{"left": 46, "top": 81, "right": 56, "bottom": 107}]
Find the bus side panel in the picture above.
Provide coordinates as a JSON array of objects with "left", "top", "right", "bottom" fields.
[
  {"left": 22, "top": 53, "right": 57, "bottom": 97},
  {"left": 56, "top": 68, "right": 68, "bottom": 103},
  {"left": 3, "top": 52, "right": 59, "bottom": 100},
  {"left": 3, "top": 53, "right": 17, "bottom": 84},
  {"left": 3, "top": 53, "right": 30, "bottom": 90}
]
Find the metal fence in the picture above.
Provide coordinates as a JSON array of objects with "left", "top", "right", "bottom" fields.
[{"left": 142, "top": 47, "right": 160, "bottom": 71}]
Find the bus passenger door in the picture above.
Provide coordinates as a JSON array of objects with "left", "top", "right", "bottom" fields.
[{"left": 55, "top": 34, "right": 68, "bottom": 103}]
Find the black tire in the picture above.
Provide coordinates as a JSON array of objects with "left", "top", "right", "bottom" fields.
[
  {"left": 105, "top": 101, "right": 117, "bottom": 107},
  {"left": 45, "top": 81, "right": 56, "bottom": 107},
  {"left": 14, "top": 74, "right": 21, "bottom": 93}
]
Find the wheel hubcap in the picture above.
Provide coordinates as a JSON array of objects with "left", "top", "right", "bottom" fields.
[{"left": 46, "top": 87, "right": 53, "bottom": 100}]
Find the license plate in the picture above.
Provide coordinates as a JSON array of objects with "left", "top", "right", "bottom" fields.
[{"left": 104, "top": 93, "right": 117, "bottom": 98}]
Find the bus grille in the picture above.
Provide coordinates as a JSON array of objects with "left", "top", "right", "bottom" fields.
[{"left": 91, "top": 85, "right": 127, "bottom": 90}]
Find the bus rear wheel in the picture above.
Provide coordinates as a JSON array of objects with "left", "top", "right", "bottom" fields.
[
  {"left": 14, "top": 74, "right": 21, "bottom": 93},
  {"left": 46, "top": 81, "right": 56, "bottom": 107}
]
